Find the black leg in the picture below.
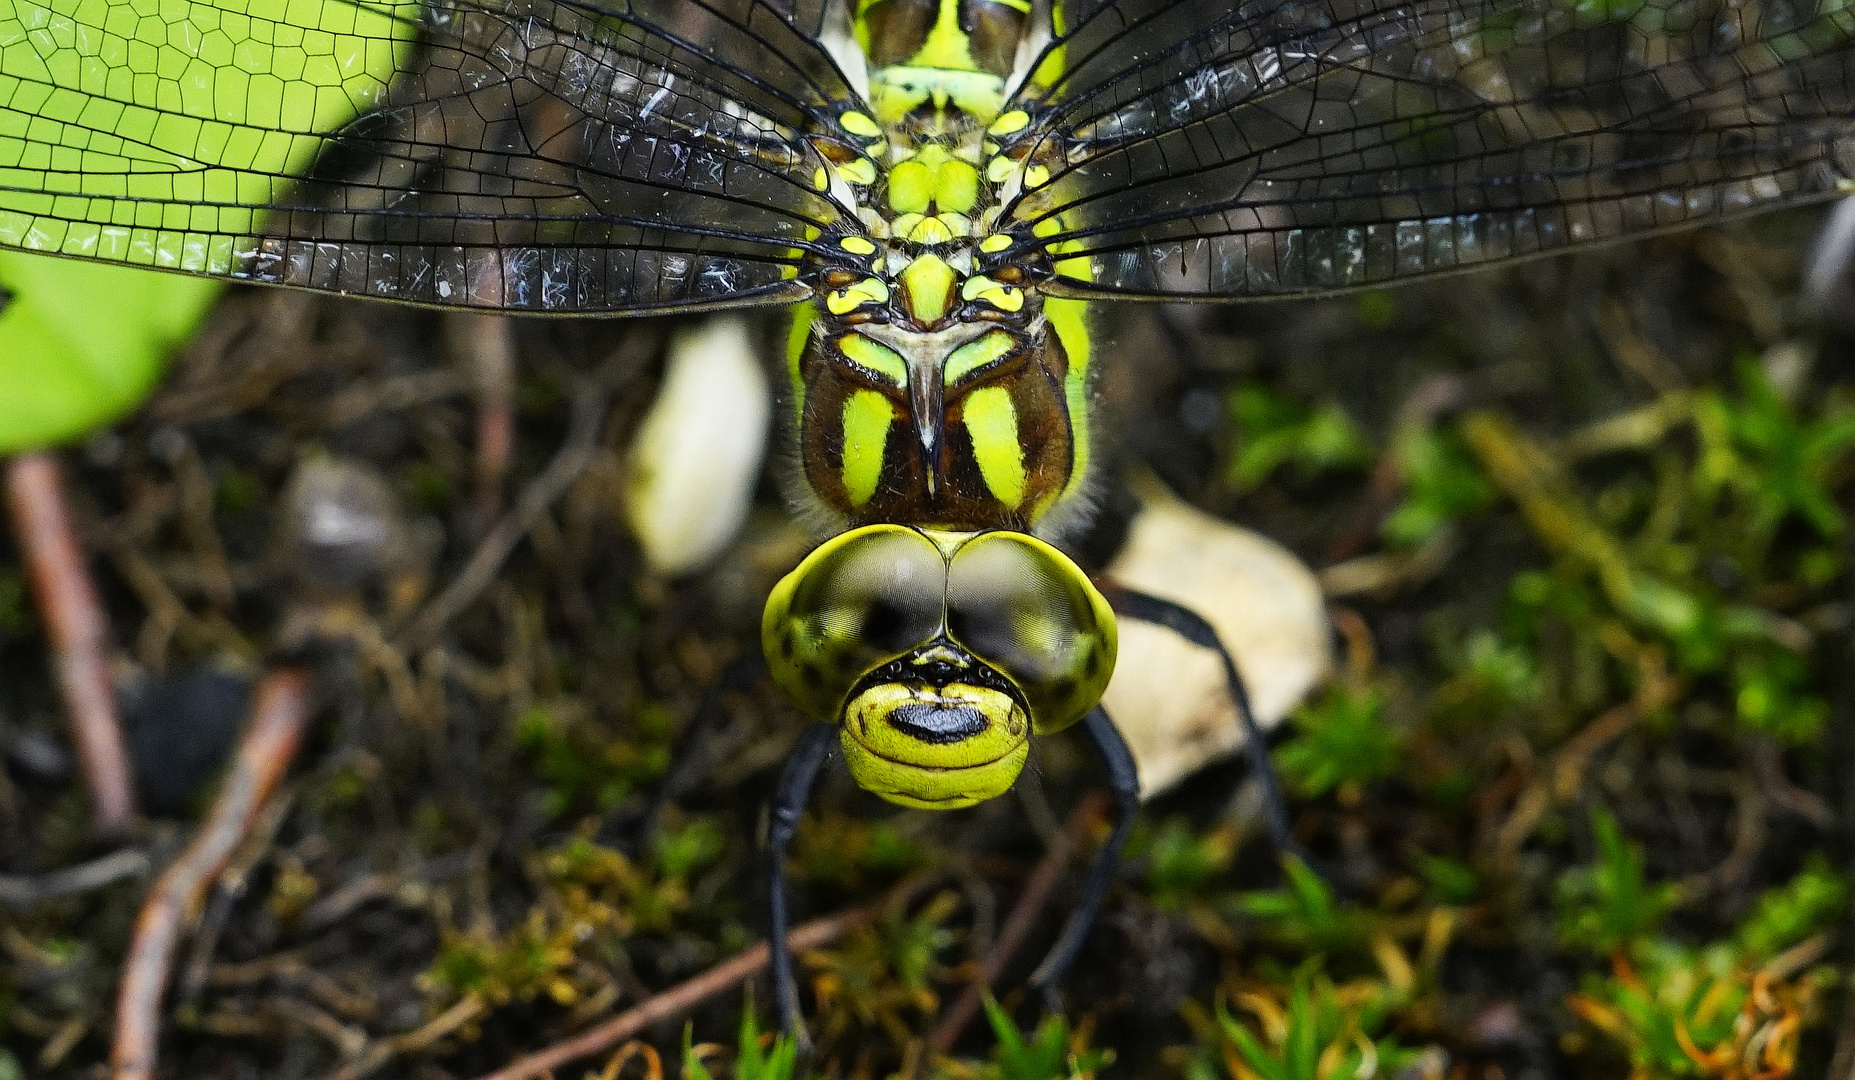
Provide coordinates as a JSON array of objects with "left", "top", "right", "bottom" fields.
[
  {"left": 768, "top": 722, "right": 836, "bottom": 1043},
  {"left": 1107, "top": 587, "right": 1301, "bottom": 859},
  {"left": 1026, "top": 706, "right": 1139, "bottom": 1012}
]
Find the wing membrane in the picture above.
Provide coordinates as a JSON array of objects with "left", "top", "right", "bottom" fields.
[
  {"left": 0, "top": 0, "right": 864, "bottom": 312},
  {"left": 1005, "top": 0, "right": 1855, "bottom": 299}
]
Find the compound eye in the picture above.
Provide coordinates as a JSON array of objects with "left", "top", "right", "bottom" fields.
[
  {"left": 763, "top": 525, "right": 948, "bottom": 719},
  {"left": 944, "top": 532, "right": 1117, "bottom": 733}
]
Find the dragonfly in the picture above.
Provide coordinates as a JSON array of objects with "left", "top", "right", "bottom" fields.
[{"left": 3, "top": 0, "right": 1854, "bottom": 1042}]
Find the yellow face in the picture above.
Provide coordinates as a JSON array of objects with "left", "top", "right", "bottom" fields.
[
  {"left": 839, "top": 679, "right": 1029, "bottom": 808},
  {"left": 762, "top": 525, "right": 1117, "bottom": 809}
]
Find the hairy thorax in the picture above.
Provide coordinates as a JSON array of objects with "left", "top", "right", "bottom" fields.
[{"left": 786, "top": 57, "right": 1093, "bottom": 537}]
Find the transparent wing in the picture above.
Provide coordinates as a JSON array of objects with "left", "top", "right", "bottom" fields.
[
  {"left": 1000, "top": 0, "right": 1855, "bottom": 299},
  {"left": 0, "top": 0, "right": 866, "bottom": 312}
]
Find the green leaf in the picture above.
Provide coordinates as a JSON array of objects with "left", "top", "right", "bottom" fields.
[
  {"left": 0, "top": 0, "right": 418, "bottom": 452},
  {"left": 0, "top": 254, "right": 218, "bottom": 452}
]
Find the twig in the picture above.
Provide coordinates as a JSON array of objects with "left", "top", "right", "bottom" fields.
[
  {"left": 323, "top": 368, "right": 467, "bottom": 428},
  {"left": 1594, "top": 298, "right": 1689, "bottom": 396},
  {"left": 177, "top": 783, "right": 304, "bottom": 1012},
  {"left": 1323, "top": 373, "right": 1463, "bottom": 565},
  {"left": 268, "top": 995, "right": 370, "bottom": 1059},
  {"left": 111, "top": 667, "right": 314, "bottom": 1080},
  {"left": 930, "top": 793, "right": 1108, "bottom": 1052},
  {"left": 472, "top": 908, "right": 873, "bottom": 1080},
  {"left": 324, "top": 994, "right": 489, "bottom": 1080},
  {"left": 445, "top": 314, "right": 517, "bottom": 535},
  {"left": 0, "top": 847, "right": 150, "bottom": 909},
  {"left": 4, "top": 450, "right": 138, "bottom": 836},
  {"left": 396, "top": 381, "right": 607, "bottom": 653},
  {"left": 1490, "top": 678, "right": 1680, "bottom": 870}
]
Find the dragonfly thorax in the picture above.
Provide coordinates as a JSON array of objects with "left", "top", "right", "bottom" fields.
[
  {"left": 787, "top": 253, "right": 1092, "bottom": 535},
  {"left": 791, "top": 44, "right": 1091, "bottom": 537}
]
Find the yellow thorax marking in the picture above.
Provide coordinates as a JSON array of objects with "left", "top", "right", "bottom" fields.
[
  {"left": 840, "top": 390, "right": 894, "bottom": 507},
  {"left": 888, "top": 143, "right": 981, "bottom": 217},
  {"left": 826, "top": 276, "right": 890, "bottom": 316},
  {"left": 838, "top": 333, "right": 909, "bottom": 385},
  {"left": 960, "top": 274, "right": 1022, "bottom": 312},
  {"left": 962, "top": 386, "right": 1027, "bottom": 509},
  {"left": 898, "top": 253, "right": 957, "bottom": 325}
]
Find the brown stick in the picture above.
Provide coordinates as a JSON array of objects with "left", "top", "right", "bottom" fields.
[
  {"left": 453, "top": 314, "right": 517, "bottom": 535},
  {"left": 324, "top": 994, "right": 489, "bottom": 1080},
  {"left": 396, "top": 380, "right": 607, "bottom": 653},
  {"left": 1489, "top": 677, "right": 1681, "bottom": 870},
  {"left": 930, "top": 792, "right": 1106, "bottom": 1052},
  {"left": 0, "top": 847, "right": 150, "bottom": 909},
  {"left": 111, "top": 667, "right": 314, "bottom": 1080},
  {"left": 4, "top": 450, "right": 138, "bottom": 837},
  {"left": 472, "top": 908, "right": 872, "bottom": 1080}
]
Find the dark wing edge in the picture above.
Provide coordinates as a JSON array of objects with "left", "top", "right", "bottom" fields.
[
  {"left": 0, "top": 0, "right": 868, "bottom": 313},
  {"left": 1000, "top": 0, "right": 1855, "bottom": 300}
]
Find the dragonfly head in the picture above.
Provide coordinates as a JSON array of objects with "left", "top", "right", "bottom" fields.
[{"left": 762, "top": 524, "right": 1116, "bottom": 809}]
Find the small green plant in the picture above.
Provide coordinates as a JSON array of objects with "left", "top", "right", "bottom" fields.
[
  {"left": 1234, "top": 858, "right": 1375, "bottom": 955},
  {"left": 973, "top": 995, "right": 1112, "bottom": 1080},
  {"left": 806, "top": 891, "right": 961, "bottom": 1044},
  {"left": 1735, "top": 856, "right": 1848, "bottom": 962},
  {"left": 1201, "top": 968, "right": 1418, "bottom": 1080},
  {"left": 1412, "top": 854, "right": 1479, "bottom": 907},
  {"left": 516, "top": 702, "right": 674, "bottom": 820},
  {"left": 1692, "top": 356, "right": 1855, "bottom": 545},
  {"left": 1556, "top": 808, "right": 1679, "bottom": 956},
  {"left": 682, "top": 1007, "right": 806, "bottom": 1080},
  {"left": 1430, "top": 629, "right": 1540, "bottom": 726},
  {"left": 543, "top": 824, "right": 726, "bottom": 937},
  {"left": 1558, "top": 820, "right": 1839, "bottom": 1078},
  {"left": 1566, "top": 939, "right": 1830, "bottom": 1079},
  {"left": 1728, "top": 645, "right": 1829, "bottom": 745},
  {"left": 1274, "top": 686, "right": 1398, "bottom": 800},
  {"left": 1381, "top": 425, "right": 1496, "bottom": 548},
  {"left": 1133, "top": 818, "right": 1240, "bottom": 913},
  {"left": 792, "top": 814, "right": 930, "bottom": 890},
  {"left": 1225, "top": 383, "right": 1370, "bottom": 492},
  {"left": 423, "top": 907, "right": 579, "bottom": 1007}
]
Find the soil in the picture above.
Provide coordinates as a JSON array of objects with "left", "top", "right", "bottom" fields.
[{"left": 0, "top": 203, "right": 1849, "bottom": 1080}]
